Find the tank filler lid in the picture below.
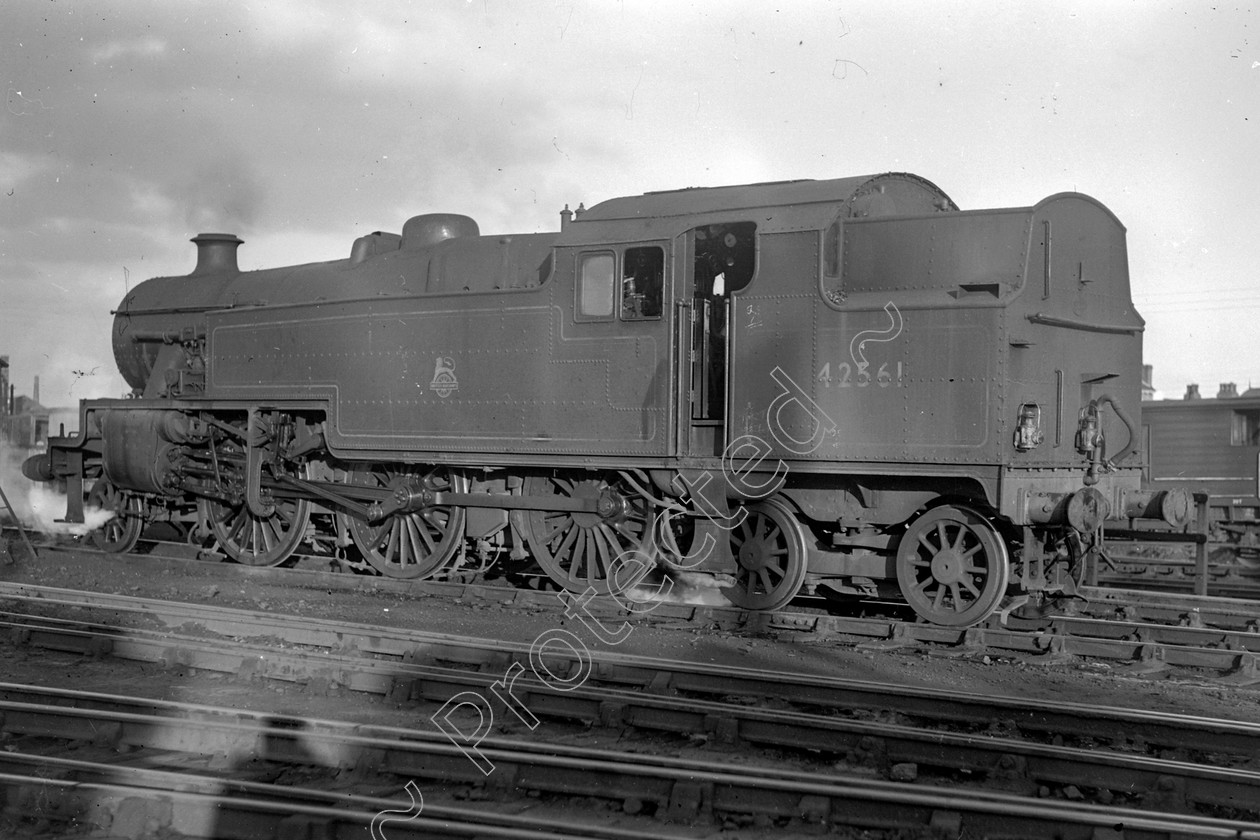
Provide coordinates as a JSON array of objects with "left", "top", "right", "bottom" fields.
[{"left": 401, "top": 213, "right": 480, "bottom": 250}]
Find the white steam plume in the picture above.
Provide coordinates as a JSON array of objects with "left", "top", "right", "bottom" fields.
[
  {"left": 0, "top": 440, "right": 115, "bottom": 536},
  {"left": 627, "top": 569, "right": 735, "bottom": 607}
]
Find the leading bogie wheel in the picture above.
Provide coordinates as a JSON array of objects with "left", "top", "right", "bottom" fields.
[
  {"left": 895, "top": 505, "right": 1010, "bottom": 626},
  {"left": 722, "top": 496, "right": 808, "bottom": 611},
  {"left": 86, "top": 479, "right": 143, "bottom": 554}
]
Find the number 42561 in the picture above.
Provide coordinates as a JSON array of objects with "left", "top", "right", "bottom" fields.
[{"left": 817, "top": 361, "right": 904, "bottom": 388}]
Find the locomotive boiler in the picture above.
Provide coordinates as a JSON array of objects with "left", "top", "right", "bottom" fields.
[{"left": 24, "top": 172, "right": 1190, "bottom": 626}]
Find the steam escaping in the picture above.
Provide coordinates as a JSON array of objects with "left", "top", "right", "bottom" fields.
[
  {"left": 627, "top": 569, "right": 735, "bottom": 608},
  {"left": 182, "top": 150, "right": 263, "bottom": 234},
  {"left": 25, "top": 484, "right": 116, "bottom": 536},
  {"left": 0, "top": 440, "right": 114, "bottom": 537}
]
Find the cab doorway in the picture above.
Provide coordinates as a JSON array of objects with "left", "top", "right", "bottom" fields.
[{"left": 685, "top": 221, "right": 756, "bottom": 456}]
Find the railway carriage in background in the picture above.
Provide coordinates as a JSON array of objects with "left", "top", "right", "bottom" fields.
[
  {"left": 23, "top": 173, "right": 1188, "bottom": 626},
  {"left": 1142, "top": 391, "right": 1260, "bottom": 561}
]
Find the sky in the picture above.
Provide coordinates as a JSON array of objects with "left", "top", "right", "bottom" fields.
[{"left": 1, "top": 0, "right": 1256, "bottom": 408}]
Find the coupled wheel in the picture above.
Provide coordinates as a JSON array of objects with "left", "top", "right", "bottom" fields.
[
  {"left": 199, "top": 491, "right": 311, "bottom": 567},
  {"left": 86, "top": 479, "right": 143, "bottom": 554},
  {"left": 346, "top": 465, "right": 466, "bottom": 579},
  {"left": 521, "top": 473, "right": 651, "bottom": 594},
  {"left": 722, "top": 497, "right": 807, "bottom": 611},
  {"left": 896, "top": 505, "right": 1010, "bottom": 626}
]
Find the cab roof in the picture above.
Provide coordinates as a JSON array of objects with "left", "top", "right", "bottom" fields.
[{"left": 558, "top": 172, "right": 957, "bottom": 244}]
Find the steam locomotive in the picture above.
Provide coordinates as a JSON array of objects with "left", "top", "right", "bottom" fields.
[{"left": 23, "top": 172, "right": 1189, "bottom": 626}]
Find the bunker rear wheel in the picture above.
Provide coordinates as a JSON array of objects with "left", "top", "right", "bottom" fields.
[
  {"left": 346, "top": 465, "right": 466, "bottom": 579},
  {"left": 722, "top": 497, "right": 807, "bottom": 611},
  {"left": 896, "top": 505, "right": 1009, "bottom": 626},
  {"left": 86, "top": 479, "right": 143, "bottom": 554},
  {"left": 522, "top": 473, "right": 651, "bottom": 595}
]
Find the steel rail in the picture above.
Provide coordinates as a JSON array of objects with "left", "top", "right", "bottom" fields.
[
  {"left": 0, "top": 771, "right": 658, "bottom": 840},
  {"left": 1, "top": 613, "right": 1258, "bottom": 816},
  {"left": 11, "top": 540, "right": 1260, "bottom": 643},
  {"left": 0, "top": 752, "right": 683, "bottom": 840},
  {"left": 1075, "top": 585, "right": 1260, "bottom": 627},
  {"left": 1, "top": 694, "right": 1258, "bottom": 840},
  {"left": 1, "top": 580, "right": 1258, "bottom": 759}
]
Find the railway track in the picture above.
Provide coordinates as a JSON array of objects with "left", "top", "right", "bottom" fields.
[
  {"left": 7, "top": 537, "right": 1260, "bottom": 684},
  {"left": 3, "top": 680, "right": 1260, "bottom": 839},
  {"left": 1098, "top": 545, "right": 1260, "bottom": 598},
  {"left": 2, "top": 582, "right": 1259, "bottom": 826}
]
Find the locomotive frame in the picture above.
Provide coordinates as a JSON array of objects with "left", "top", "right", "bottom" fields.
[{"left": 24, "top": 172, "right": 1189, "bottom": 626}]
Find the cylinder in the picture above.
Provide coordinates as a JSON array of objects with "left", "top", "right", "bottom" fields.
[{"left": 99, "top": 410, "right": 184, "bottom": 495}]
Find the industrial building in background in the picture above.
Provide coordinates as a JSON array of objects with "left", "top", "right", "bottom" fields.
[{"left": 1, "top": 356, "right": 51, "bottom": 455}]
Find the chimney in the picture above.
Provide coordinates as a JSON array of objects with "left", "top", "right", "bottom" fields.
[
  {"left": 32, "top": 375, "right": 39, "bottom": 407},
  {"left": 1218, "top": 382, "right": 1239, "bottom": 399},
  {"left": 0, "top": 356, "right": 8, "bottom": 419},
  {"left": 1184, "top": 384, "right": 1200, "bottom": 400},
  {"left": 190, "top": 233, "right": 244, "bottom": 276}
]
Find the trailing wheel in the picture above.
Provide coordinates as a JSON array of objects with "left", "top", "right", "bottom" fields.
[
  {"left": 198, "top": 493, "right": 311, "bottom": 567},
  {"left": 521, "top": 473, "right": 651, "bottom": 594},
  {"left": 86, "top": 479, "right": 143, "bottom": 554},
  {"left": 896, "top": 505, "right": 1010, "bottom": 626},
  {"left": 723, "top": 497, "right": 807, "bottom": 611},
  {"left": 346, "top": 465, "right": 466, "bottom": 579}
]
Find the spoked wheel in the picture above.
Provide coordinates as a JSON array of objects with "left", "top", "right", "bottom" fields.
[
  {"left": 521, "top": 473, "right": 651, "bottom": 594},
  {"left": 896, "top": 505, "right": 1010, "bottom": 626},
  {"left": 86, "top": 479, "right": 143, "bottom": 554},
  {"left": 198, "top": 492, "right": 311, "bottom": 567},
  {"left": 722, "top": 497, "right": 807, "bottom": 611},
  {"left": 346, "top": 465, "right": 466, "bottom": 579}
]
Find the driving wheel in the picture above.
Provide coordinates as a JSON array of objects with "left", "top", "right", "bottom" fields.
[
  {"left": 199, "top": 491, "right": 311, "bottom": 567},
  {"left": 521, "top": 473, "right": 651, "bottom": 594},
  {"left": 346, "top": 465, "right": 466, "bottom": 579}
]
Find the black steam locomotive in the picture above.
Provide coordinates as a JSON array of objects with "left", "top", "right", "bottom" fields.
[{"left": 24, "top": 173, "right": 1188, "bottom": 625}]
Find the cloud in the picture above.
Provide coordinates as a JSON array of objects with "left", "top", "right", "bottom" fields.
[
  {"left": 91, "top": 37, "right": 168, "bottom": 63},
  {"left": 0, "top": 0, "right": 1256, "bottom": 407}
]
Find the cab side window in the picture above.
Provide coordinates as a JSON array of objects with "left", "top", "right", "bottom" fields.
[
  {"left": 577, "top": 252, "right": 615, "bottom": 319},
  {"left": 621, "top": 246, "right": 664, "bottom": 320}
]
